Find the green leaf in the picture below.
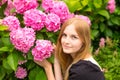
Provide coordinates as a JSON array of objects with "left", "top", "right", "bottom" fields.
[
  {"left": 91, "top": 30, "right": 99, "bottom": 40},
  {"left": 0, "top": 66, "right": 6, "bottom": 80},
  {"left": 0, "top": 47, "right": 9, "bottom": 52},
  {"left": 7, "top": 52, "right": 19, "bottom": 71},
  {"left": 26, "top": 60, "right": 36, "bottom": 70},
  {"left": 98, "top": 10, "right": 110, "bottom": 19},
  {"left": 105, "top": 28, "right": 112, "bottom": 37},
  {"left": 46, "top": 32, "right": 54, "bottom": 38},
  {"left": 100, "top": 23, "right": 105, "bottom": 32},
  {"left": 64, "top": 0, "right": 83, "bottom": 12},
  {"left": 1, "top": 37, "right": 13, "bottom": 47},
  {"left": 29, "top": 66, "right": 47, "bottom": 80},
  {"left": 3, "top": 59, "right": 12, "bottom": 70},
  {"left": 111, "top": 17, "right": 120, "bottom": 25},
  {"left": 47, "top": 54, "right": 54, "bottom": 64},
  {"left": 36, "top": 69, "right": 47, "bottom": 80},
  {"left": 93, "top": 0, "right": 102, "bottom": 8},
  {"left": 0, "top": 25, "right": 8, "bottom": 31}
]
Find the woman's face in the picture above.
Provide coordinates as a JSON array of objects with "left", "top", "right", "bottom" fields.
[{"left": 61, "top": 24, "right": 83, "bottom": 58}]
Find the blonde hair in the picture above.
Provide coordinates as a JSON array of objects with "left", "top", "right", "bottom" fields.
[{"left": 55, "top": 17, "right": 91, "bottom": 80}]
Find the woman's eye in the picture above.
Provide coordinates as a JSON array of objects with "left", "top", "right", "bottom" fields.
[
  {"left": 61, "top": 33, "right": 67, "bottom": 37},
  {"left": 71, "top": 35, "right": 78, "bottom": 39}
]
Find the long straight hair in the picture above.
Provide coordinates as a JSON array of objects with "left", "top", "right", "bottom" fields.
[{"left": 55, "top": 17, "right": 91, "bottom": 80}]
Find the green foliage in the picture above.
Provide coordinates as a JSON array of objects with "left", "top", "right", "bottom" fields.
[{"left": 94, "top": 38, "right": 120, "bottom": 80}]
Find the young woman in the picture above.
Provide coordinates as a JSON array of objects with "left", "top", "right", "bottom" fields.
[{"left": 34, "top": 17, "right": 105, "bottom": 80}]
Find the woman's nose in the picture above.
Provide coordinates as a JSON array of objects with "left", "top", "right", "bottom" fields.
[{"left": 64, "top": 37, "right": 70, "bottom": 43}]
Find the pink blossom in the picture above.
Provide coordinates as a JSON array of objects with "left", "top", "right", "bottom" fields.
[
  {"left": 0, "top": 0, "right": 7, "bottom": 6},
  {"left": 50, "top": 1, "right": 71, "bottom": 23},
  {"left": 106, "top": 0, "right": 116, "bottom": 13},
  {"left": 15, "top": 66, "right": 27, "bottom": 79},
  {"left": 75, "top": 15, "right": 91, "bottom": 26},
  {"left": 10, "top": 27, "right": 36, "bottom": 53},
  {"left": 32, "top": 40, "right": 54, "bottom": 61},
  {"left": 99, "top": 37, "right": 105, "bottom": 47},
  {"left": 18, "top": 60, "right": 27, "bottom": 65},
  {"left": 2, "top": 16, "right": 20, "bottom": 31},
  {"left": 13, "top": 0, "right": 39, "bottom": 14},
  {"left": 45, "top": 13, "right": 61, "bottom": 32},
  {"left": 23, "top": 9, "right": 46, "bottom": 31},
  {"left": 41, "top": 0, "right": 54, "bottom": 12},
  {"left": 4, "top": 0, "right": 16, "bottom": 16}
]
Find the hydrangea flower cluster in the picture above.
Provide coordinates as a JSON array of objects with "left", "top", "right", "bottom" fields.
[
  {"left": 75, "top": 15, "right": 91, "bottom": 26},
  {"left": 10, "top": 27, "right": 35, "bottom": 53},
  {"left": 0, "top": 0, "right": 7, "bottom": 6},
  {"left": 4, "top": 0, "right": 16, "bottom": 16},
  {"left": 13, "top": 0, "right": 39, "bottom": 14},
  {"left": 45, "top": 13, "right": 61, "bottom": 32},
  {"left": 41, "top": 0, "right": 53, "bottom": 12},
  {"left": 42, "top": 0, "right": 73, "bottom": 23},
  {"left": 2, "top": 16, "right": 20, "bottom": 31},
  {"left": 106, "top": 0, "right": 116, "bottom": 13},
  {"left": 50, "top": 1, "right": 72, "bottom": 23},
  {"left": 23, "top": 9, "right": 46, "bottom": 31},
  {"left": 32, "top": 40, "right": 54, "bottom": 61},
  {"left": 15, "top": 66, "right": 27, "bottom": 79}
]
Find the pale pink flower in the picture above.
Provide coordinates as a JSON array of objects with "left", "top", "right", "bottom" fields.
[
  {"left": 23, "top": 9, "right": 46, "bottom": 31},
  {"left": 50, "top": 1, "right": 71, "bottom": 23},
  {"left": 10, "top": 27, "right": 36, "bottom": 53},
  {"left": 41, "top": 0, "right": 54, "bottom": 12},
  {"left": 106, "top": 0, "right": 116, "bottom": 13},
  {"left": 18, "top": 60, "right": 27, "bottom": 65},
  {"left": 2, "top": 16, "right": 20, "bottom": 31},
  {"left": 94, "top": 48, "right": 100, "bottom": 55},
  {"left": 75, "top": 15, "right": 91, "bottom": 26},
  {"left": 13, "top": 0, "right": 39, "bottom": 14},
  {"left": 15, "top": 66, "right": 27, "bottom": 79},
  {"left": 45, "top": 13, "right": 61, "bottom": 32},
  {"left": 4, "top": 0, "right": 16, "bottom": 16},
  {"left": 99, "top": 37, "right": 105, "bottom": 47},
  {"left": 32, "top": 40, "right": 54, "bottom": 61}
]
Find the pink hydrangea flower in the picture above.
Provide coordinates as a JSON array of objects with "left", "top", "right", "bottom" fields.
[
  {"left": 99, "top": 37, "right": 105, "bottom": 47},
  {"left": 23, "top": 9, "right": 46, "bottom": 31},
  {"left": 10, "top": 27, "right": 36, "bottom": 53},
  {"left": 13, "top": 0, "right": 39, "bottom": 14},
  {"left": 75, "top": 15, "right": 91, "bottom": 26},
  {"left": 15, "top": 66, "right": 27, "bottom": 79},
  {"left": 32, "top": 40, "right": 54, "bottom": 61},
  {"left": 4, "top": 0, "right": 16, "bottom": 16},
  {"left": 106, "top": 0, "right": 116, "bottom": 13},
  {"left": 50, "top": 1, "right": 71, "bottom": 23},
  {"left": 0, "top": 0, "right": 7, "bottom": 6},
  {"left": 41, "top": 0, "right": 54, "bottom": 12},
  {"left": 2, "top": 16, "right": 20, "bottom": 31},
  {"left": 45, "top": 13, "right": 61, "bottom": 32}
]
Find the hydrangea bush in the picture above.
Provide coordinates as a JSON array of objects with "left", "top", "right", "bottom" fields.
[{"left": 0, "top": 0, "right": 120, "bottom": 80}]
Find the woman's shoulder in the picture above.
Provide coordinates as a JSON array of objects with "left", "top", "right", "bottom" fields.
[
  {"left": 69, "top": 60, "right": 105, "bottom": 80},
  {"left": 71, "top": 60, "right": 101, "bottom": 72}
]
